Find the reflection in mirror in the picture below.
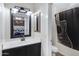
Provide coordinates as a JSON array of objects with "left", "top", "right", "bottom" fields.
[
  {"left": 34, "top": 12, "right": 41, "bottom": 32},
  {"left": 55, "top": 7, "right": 79, "bottom": 51},
  {"left": 10, "top": 6, "right": 32, "bottom": 38}
]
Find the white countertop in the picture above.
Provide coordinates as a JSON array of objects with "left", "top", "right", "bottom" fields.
[{"left": 3, "top": 38, "right": 41, "bottom": 50}]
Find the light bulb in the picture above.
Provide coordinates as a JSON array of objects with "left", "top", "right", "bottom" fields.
[
  {"left": 12, "top": 8, "right": 18, "bottom": 13},
  {"left": 26, "top": 11, "right": 32, "bottom": 16}
]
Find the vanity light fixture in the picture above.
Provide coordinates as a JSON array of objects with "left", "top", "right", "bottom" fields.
[
  {"left": 11, "top": 6, "right": 32, "bottom": 14},
  {"left": 26, "top": 11, "right": 32, "bottom": 16}
]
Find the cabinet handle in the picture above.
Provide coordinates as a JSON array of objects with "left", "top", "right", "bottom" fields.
[{"left": 3, "top": 52, "right": 10, "bottom": 55}]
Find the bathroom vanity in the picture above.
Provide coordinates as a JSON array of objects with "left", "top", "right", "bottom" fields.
[
  {"left": 2, "top": 39, "right": 41, "bottom": 56},
  {"left": 3, "top": 43, "right": 41, "bottom": 56}
]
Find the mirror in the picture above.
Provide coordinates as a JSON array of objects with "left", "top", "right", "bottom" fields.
[
  {"left": 34, "top": 12, "right": 41, "bottom": 32},
  {"left": 10, "top": 7, "right": 31, "bottom": 38}
]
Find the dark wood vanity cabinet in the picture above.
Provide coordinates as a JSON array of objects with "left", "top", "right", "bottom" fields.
[{"left": 2, "top": 43, "right": 41, "bottom": 56}]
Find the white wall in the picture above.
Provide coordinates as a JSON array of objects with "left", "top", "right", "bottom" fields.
[
  {"left": 48, "top": 3, "right": 53, "bottom": 56},
  {"left": 52, "top": 3, "right": 79, "bottom": 56},
  {"left": 0, "top": 3, "right": 4, "bottom": 56}
]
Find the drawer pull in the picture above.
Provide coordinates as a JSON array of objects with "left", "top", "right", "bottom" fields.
[{"left": 3, "top": 52, "right": 10, "bottom": 55}]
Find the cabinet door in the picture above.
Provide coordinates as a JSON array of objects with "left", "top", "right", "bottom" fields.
[
  {"left": 2, "top": 46, "right": 25, "bottom": 56},
  {"left": 24, "top": 43, "right": 41, "bottom": 56},
  {"left": 2, "top": 43, "right": 41, "bottom": 56}
]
